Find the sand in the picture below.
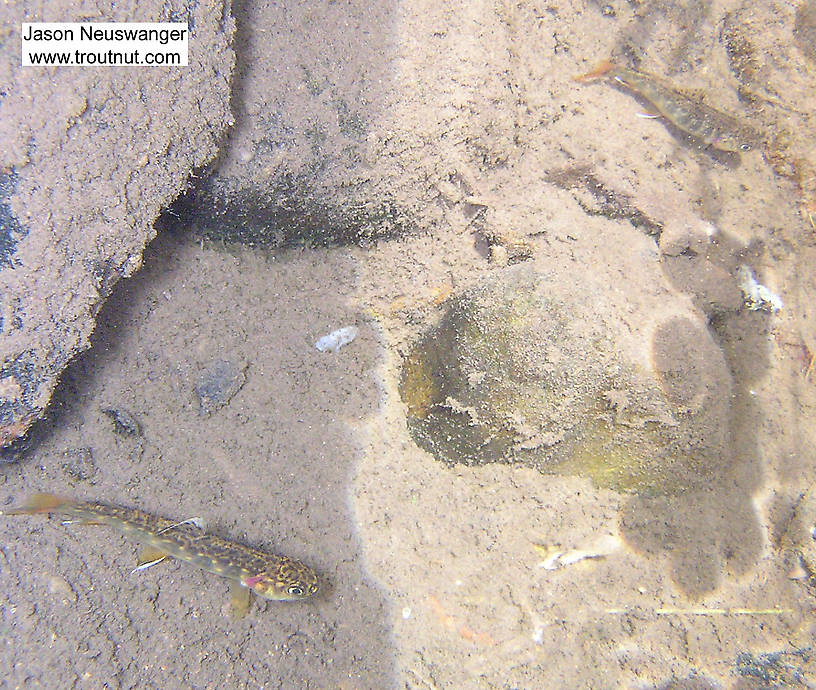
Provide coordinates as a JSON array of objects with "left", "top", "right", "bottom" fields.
[{"left": 3, "top": 0, "right": 816, "bottom": 687}]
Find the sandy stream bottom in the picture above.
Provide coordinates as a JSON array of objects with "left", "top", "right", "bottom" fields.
[{"left": 0, "top": 217, "right": 814, "bottom": 688}]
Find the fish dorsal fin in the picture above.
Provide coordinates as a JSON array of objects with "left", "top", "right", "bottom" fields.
[
  {"left": 131, "top": 546, "right": 169, "bottom": 574},
  {"left": 674, "top": 86, "right": 708, "bottom": 103},
  {"left": 229, "top": 580, "right": 252, "bottom": 618}
]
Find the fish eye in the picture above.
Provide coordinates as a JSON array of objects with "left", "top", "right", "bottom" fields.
[
  {"left": 287, "top": 585, "right": 305, "bottom": 596},
  {"left": 740, "top": 143, "right": 752, "bottom": 151}
]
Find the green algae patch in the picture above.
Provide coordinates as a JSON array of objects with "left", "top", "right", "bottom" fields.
[{"left": 551, "top": 418, "right": 715, "bottom": 496}]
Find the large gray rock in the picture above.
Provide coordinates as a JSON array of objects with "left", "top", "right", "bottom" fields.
[{"left": 0, "top": 2, "right": 235, "bottom": 447}]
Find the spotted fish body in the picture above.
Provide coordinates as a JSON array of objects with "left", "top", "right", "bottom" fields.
[
  {"left": 4, "top": 494, "right": 319, "bottom": 608},
  {"left": 576, "top": 61, "right": 763, "bottom": 153}
]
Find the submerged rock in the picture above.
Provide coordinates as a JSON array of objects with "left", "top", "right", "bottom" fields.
[
  {"left": 195, "top": 360, "right": 247, "bottom": 416},
  {"left": 60, "top": 446, "right": 98, "bottom": 484},
  {"left": 400, "top": 263, "right": 733, "bottom": 496},
  {"left": 102, "top": 407, "right": 143, "bottom": 437},
  {"left": 0, "top": 2, "right": 235, "bottom": 448},
  {"left": 795, "top": 0, "right": 816, "bottom": 64},
  {"left": 783, "top": 483, "right": 816, "bottom": 577}
]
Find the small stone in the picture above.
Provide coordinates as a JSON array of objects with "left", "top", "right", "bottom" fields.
[
  {"left": 47, "top": 574, "right": 77, "bottom": 604},
  {"left": 61, "top": 447, "right": 98, "bottom": 483},
  {"left": 195, "top": 360, "right": 247, "bottom": 416},
  {"left": 489, "top": 244, "right": 509, "bottom": 266},
  {"left": 102, "top": 407, "right": 142, "bottom": 437}
]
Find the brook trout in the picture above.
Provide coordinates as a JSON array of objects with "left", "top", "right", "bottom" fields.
[
  {"left": 3, "top": 493, "right": 319, "bottom": 614},
  {"left": 576, "top": 60, "right": 762, "bottom": 153}
]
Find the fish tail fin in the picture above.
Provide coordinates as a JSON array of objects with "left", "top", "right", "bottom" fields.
[
  {"left": 3, "top": 492, "right": 70, "bottom": 515},
  {"left": 574, "top": 60, "right": 616, "bottom": 82}
]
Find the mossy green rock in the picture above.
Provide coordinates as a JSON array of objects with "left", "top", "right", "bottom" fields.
[{"left": 400, "top": 263, "right": 733, "bottom": 496}]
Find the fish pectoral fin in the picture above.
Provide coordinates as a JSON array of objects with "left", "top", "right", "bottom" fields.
[
  {"left": 131, "top": 547, "right": 169, "bottom": 574},
  {"left": 573, "top": 59, "right": 616, "bottom": 82},
  {"left": 229, "top": 580, "right": 252, "bottom": 618}
]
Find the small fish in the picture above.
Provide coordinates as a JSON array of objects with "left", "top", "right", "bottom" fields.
[
  {"left": 575, "top": 60, "right": 762, "bottom": 153},
  {"left": 2, "top": 493, "right": 319, "bottom": 615}
]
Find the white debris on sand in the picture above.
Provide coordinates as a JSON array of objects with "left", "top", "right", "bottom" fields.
[
  {"left": 536, "top": 533, "right": 623, "bottom": 570},
  {"left": 315, "top": 325, "right": 359, "bottom": 352},
  {"left": 737, "top": 265, "right": 784, "bottom": 313}
]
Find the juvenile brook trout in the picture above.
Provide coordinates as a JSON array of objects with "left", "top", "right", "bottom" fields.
[
  {"left": 575, "top": 60, "right": 762, "bottom": 153},
  {"left": 3, "top": 494, "right": 319, "bottom": 614}
]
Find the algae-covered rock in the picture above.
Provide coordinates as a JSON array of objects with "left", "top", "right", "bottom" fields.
[{"left": 400, "top": 263, "right": 733, "bottom": 496}]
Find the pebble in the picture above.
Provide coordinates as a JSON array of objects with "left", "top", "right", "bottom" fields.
[
  {"left": 102, "top": 407, "right": 142, "bottom": 437},
  {"left": 195, "top": 359, "right": 247, "bottom": 415}
]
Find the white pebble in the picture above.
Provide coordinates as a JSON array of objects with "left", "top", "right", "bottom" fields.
[{"left": 315, "top": 326, "right": 359, "bottom": 352}]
